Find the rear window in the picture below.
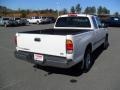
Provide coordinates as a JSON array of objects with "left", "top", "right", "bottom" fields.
[{"left": 55, "top": 17, "right": 91, "bottom": 27}]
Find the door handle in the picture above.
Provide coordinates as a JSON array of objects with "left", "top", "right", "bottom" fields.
[{"left": 34, "top": 38, "right": 41, "bottom": 42}]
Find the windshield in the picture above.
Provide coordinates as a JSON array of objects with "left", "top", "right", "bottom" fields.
[
  {"left": 42, "top": 17, "right": 46, "bottom": 19},
  {"left": 3, "top": 18, "right": 9, "bottom": 20},
  {"left": 15, "top": 18, "right": 20, "bottom": 20},
  {"left": 35, "top": 16, "right": 39, "bottom": 19},
  {"left": 55, "top": 17, "right": 91, "bottom": 27}
]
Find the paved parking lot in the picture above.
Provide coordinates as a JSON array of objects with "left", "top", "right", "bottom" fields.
[{"left": 0, "top": 24, "right": 120, "bottom": 90}]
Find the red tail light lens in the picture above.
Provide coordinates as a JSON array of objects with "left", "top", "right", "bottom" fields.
[{"left": 66, "top": 40, "right": 73, "bottom": 54}]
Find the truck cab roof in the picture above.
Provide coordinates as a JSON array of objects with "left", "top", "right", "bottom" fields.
[{"left": 59, "top": 14, "right": 94, "bottom": 18}]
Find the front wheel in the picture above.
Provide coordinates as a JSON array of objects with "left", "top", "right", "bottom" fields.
[{"left": 103, "top": 35, "right": 109, "bottom": 49}]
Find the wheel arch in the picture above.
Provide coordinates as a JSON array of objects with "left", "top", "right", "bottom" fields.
[
  {"left": 85, "top": 43, "right": 92, "bottom": 53},
  {"left": 106, "top": 33, "right": 108, "bottom": 37}
]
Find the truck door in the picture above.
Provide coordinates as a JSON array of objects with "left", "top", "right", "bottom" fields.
[{"left": 92, "top": 16, "right": 105, "bottom": 49}]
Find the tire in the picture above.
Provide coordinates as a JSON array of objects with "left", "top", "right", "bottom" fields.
[
  {"left": 37, "top": 21, "right": 39, "bottom": 24},
  {"left": 103, "top": 35, "right": 109, "bottom": 50},
  {"left": 4, "top": 23, "right": 7, "bottom": 27},
  {"left": 83, "top": 48, "right": 92, "bottom": 72},
  {"left": 27, "top": 21, "right": 29, "bottom": 25}
]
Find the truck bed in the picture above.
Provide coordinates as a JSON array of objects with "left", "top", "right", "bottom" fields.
[{"left": 20, "top": 29, "right": 91, "bottom": 35}]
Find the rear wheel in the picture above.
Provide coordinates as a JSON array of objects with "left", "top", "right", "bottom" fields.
[
  {"left": 4, "top": 23, "right": 7, "bottom": 27},
  {"left": 103, "top": 35, "right": 109, "bottom": 49},
  {"left": 37, "top": 21, "right": 39, "bottom": 24},
  {"left": 27, "top": 21, "right": 29, "bottom": 25},
  {"left": 83, "top": 48, "right": 92, "bottom": 72}
]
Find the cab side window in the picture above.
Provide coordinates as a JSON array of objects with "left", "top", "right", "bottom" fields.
[
  {"left": 96, "top": 17, "right": 102, "bottom": 28},
  {"left": 92, "top": 17, "right": 98, "bottom": 29}
]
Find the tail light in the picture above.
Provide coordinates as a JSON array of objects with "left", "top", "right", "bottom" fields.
[
  {"left": 68, "top": 13, "right": 77, "bottom": 17},
  {"left": 66, "top": 39, "right": 73, "bottom": 54},
  {"left": 14, "top": 36, "right": 17, "bottom": 46}
]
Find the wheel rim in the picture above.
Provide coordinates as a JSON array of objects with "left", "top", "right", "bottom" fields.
[{"left": 85, "top": 53, "right": 91, "bottom": 69}]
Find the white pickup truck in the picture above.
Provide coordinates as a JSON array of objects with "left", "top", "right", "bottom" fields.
[
  {"left": 27, "top": 16, "right": 42, "bottom": 24},
  {"left": 15, "top": 14, "right": 108, "bottom": 71}
]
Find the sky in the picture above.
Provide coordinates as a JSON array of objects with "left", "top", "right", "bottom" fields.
[{"left": 0, "top": 0, "right": 120, "bottom": 14}]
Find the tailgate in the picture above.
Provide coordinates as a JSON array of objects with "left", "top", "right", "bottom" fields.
[{"left": 16, "top": 33, "right": 66, "bottom": 57}]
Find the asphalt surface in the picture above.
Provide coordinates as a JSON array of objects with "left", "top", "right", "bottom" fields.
[{"left": 0, "top": 24, "right": 120, "bottom": 90}]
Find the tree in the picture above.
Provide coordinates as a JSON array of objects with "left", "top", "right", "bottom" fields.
[
  {"left": 71, "top": 6, "right": 75, "bottom": 13},
  {"left": 107, "top": 10, "right": 110, "bottom": 14},
  {"left": 84, "top": 7, "right": 90, "bottom": 14},
  {"left": 20, "top": 10, "right": 27, "bottom": 18},
  {"left": 26, "top": 9, "right": 31, "bottom": 14},
  {"left": 114, "top": 12, "right": 119, "bottom": 16},
  {"left": 91, "top": 6, "right": 96, "bottom": 14},
  {"left": 97, "top": 6, "right": 103, "bottom": 14},
  {"left": 61, "top": 8, "right": 68, "bottom": 14},
  {"left": 84, "top": 6, "right": 96, "bottom": 14},
  {"left": 75, "top": 4, "right": 81, "bottom": 13},
  {"left": 3, "top": 7, "right": 7, "bottom": 16},
  {"left": 49, "top": 9, "right": 53, "bottom": 13},
  {"left": 102, "top": 7, "right": 110, "bottom": 14},
  {"left": 0, "top": 5, "right": 12, "bottom": 16},
  {"left": 97, "top": 6, "right": 110, "bottom": 15}
]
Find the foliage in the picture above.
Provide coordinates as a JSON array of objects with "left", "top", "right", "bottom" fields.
[
  {"left": 20, "top": 10, "right": 27, "bottom": 18},
  {"left": 60, "top": 8, "right": 68, "bottom": 14},
  {"left": 114, "top": 12, "right": 119, "bottom": 16},
  {"left": 84, "top": 6, "right": 96, "bottom": 14},
  {"left": 0, "top": 5, "right": 13, "bottom": 16},
  {"left": 97, "top": 6, "right": 110, "bottom": 14},
  {"left": 0, "top": 4, "right": 113, "bottom": 17},
  {"left": 75, "top": 4, "right": 81, "bottom": 13},
  {"left": 71, "top": 6, "right": 75, "bottom": 13}
]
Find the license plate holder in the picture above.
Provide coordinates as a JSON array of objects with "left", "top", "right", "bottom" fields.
[{"left": 34, "top": 54, "right": 44, "bottom": 62}]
